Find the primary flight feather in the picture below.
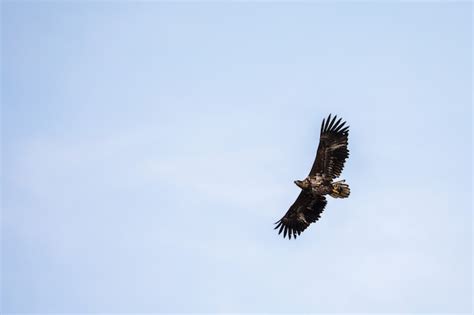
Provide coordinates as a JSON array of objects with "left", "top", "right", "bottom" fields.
[{"left": 274, "top": 114, "right": 350, "bottom": 239}]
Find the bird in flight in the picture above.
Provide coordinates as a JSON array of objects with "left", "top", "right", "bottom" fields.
[{"left": 274, "top": 114, "right": 350, "bottom": 239}]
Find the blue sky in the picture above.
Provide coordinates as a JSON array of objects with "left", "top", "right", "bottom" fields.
[{"left": 1, "top": 1, "right": 472, "bottom": 313}]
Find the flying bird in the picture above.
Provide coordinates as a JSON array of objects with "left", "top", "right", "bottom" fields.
[{"left": 274, "top": 114, "right": 350, "bottom": 239}]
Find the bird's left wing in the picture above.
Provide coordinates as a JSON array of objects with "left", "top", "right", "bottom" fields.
[
  {"left": 274, "top": 192, "right": 327, "bottom": 239},
  {"left": 309, "top": 114, "right": 349, "bottom": 179}
]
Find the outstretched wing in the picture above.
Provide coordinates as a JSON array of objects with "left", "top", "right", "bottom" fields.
[
  {"left": 274, "top": 192, "right": 327, "bottom": 239},
  {"left": 309, "top": 114, "right": 349, "bottom": 179}
]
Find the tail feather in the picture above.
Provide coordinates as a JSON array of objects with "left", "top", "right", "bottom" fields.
[{"left": 330, "top": 180, "right": 350, "bottom": 198}]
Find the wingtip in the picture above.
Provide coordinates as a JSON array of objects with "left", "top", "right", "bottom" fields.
[
  {"left": 323, "top": 114, "right": 332, "bottom": 132},
  {"left": 321, "top": 113, "right": 350, "bottom": 134},
  {"left": 274, "top": 221, "right": 282, "bottom": 229},
  {"left": 327, "top": 114, "right": 338, "bottom": 130}
]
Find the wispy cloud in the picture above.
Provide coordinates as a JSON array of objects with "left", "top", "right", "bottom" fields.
[{"left": 2, "top": 1, "right": 471, "bottom": 313}]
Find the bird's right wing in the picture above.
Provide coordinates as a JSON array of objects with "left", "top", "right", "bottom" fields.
[{"left": 274, "top": 192, "right": 327, "bottom": 239}]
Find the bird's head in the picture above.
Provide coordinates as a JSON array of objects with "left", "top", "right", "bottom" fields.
[{"left": 294, "top": 179, "right": 310, "bottom": 189}]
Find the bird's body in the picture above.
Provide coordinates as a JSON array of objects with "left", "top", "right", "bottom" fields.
[
  {"left": 295, "top": 176, "right": 350, "bottom": 198},
  {"left": 275, "top": 114, "right": 350, "bottom": 239}
]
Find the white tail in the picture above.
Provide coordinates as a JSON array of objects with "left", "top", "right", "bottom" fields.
[{"left": 330, "top": 180, "right": 350, "bottom": 198}]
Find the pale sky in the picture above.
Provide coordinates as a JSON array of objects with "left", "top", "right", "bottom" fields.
[{"left": 1, "top": 1, "right": 472, "bottom": 313}]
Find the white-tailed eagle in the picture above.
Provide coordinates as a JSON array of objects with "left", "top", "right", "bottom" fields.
[{"left": 275, "top": 114, "right": 350, "bottom": 239}]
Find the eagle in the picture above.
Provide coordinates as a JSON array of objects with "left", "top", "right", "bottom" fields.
[{"left": 274, "top": 114, "right": 350, "bottom": 239}]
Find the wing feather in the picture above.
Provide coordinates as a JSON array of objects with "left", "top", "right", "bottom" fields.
[
  {"left": 309, "top": 114, "right": 349, "bottom": 179},
  {"left": 274, "top": 192, "right": 327, "bottom": 239}
]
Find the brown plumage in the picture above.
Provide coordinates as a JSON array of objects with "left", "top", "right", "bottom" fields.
[
  {"left": 310, "top": 114, "right": 349, "bottom": 179},
  {"left": 274, "top": 114, "right": 350, "bottom": 239}
]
